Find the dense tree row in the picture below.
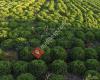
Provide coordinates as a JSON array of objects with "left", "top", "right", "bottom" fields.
[{"left": 0, "top": 0, "right": 100, "bottom": 80}]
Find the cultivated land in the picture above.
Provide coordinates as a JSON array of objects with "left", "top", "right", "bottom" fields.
[{"left": 0, "top": 0, "right": 100, "bottom": 80}]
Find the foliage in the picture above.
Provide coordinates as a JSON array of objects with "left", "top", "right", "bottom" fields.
[
  {"left": 85, "top": 48, "right": 97, "bottom": 59},
  {"left": 0, "top": 61, "right": 11, "bottom": 75},
  {"left": 1, "top": 39, "right": 15, "bottom": 50},
  {"left": 50, "top": 60, "right": 67, "bottom": 75},
  {"left": 0, "top": 29, "right": 8, "bottom": 39},
  {"left": 95, "top": 47, "right": 100, "bottom": 60},
  {"left": 51, "top": 46, "right": 67, "bottom": 61},
  {"left": 12, "top": 61, "right": 28, "bottom": 76},
  {"left": 70, "top": 47, "right": 85, "bottom": 60},
  {"left": 19, "top": 46, "right": 34, "bottom": 61},
  {"left": 17, "top": 73, "right": 36, "bottom": 80},
  {"left": 0, "top": 75, "right": 14, "bottom": 80},
  {"left": 29, "top": 60, "right": 47, "bottom": 78},
  {"left": 48, "top": 74, "right": 64, "bottom": 80},
  {"left": 29, "top": 38, "right": 41, "bottom": 47},
  {"left": 0, "top": 49, "right": 4, "bottom": 60},
  {"left": 84, "top": 70, "right": 100, "bottom": 80},
  {"left": 95, "top": 31, "right": 100, "bottom": 41},
  {"left": 59, "top": 31, "right": 74, "bottom": 40},
  {"left": 0, "top": 0, "right": 100, "bottom": 79},
  {"left": 85, "top": 31, "right": 95, "bottom": 42},
  {"left": 41, "top": 46, "right": 51, "bottom": 63},
  {"left": 75, "top": 31, "right": 85, "bottom": 40},
  {"left": 72, "top": 38, "right": 85, "bottom": 48},
  {"left": 85, "top": 59, "right": 100, "bottom": 71},
  {"left": 56, "top": 39, "right": 72, "bottom": 49},
  {"left": 68, "top": 60, "right": 86, "bottom": 75}
]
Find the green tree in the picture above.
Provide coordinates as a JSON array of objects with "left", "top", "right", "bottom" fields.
[
  {"left": 85, "top": 70, "right": 100, "bottom": 80},
  {"left": 29, "top": 60, "right": 47, "bottom": 78},
  {"left": 85, "top": 59, "right": 100, "bottom": 71},
  {"left": 48, "top": 74, "right": 64, "bottom": 80},
  {"left": 19, "top": 46, "right": 34, "bottom": 61},
  {"left": 17, "top": 73, "right": 36, "bottom": 80},
  {"left": 72, "top": 38, "right": 85, "bottom": 48},
  {"left": 0, "top": 75, "right": 14, "bottom": 80},
  {"left": 85, "top": 31, "right": 95, "bottom": 42},
  {"left": 0, "top": 61, "right": 11, "bottom": 75},
  {"left": 71, "top": 47, "right": 85, "bottom": 60},
  {"left": 51, "top": 46, "right": 67, "bottom": 61},
  {"left": 68, "top": 60, "right": 86, "bottom": 75},
  {"left": 50, "top": 60, "right": 67, "bottom": 75},
  {"left": 12, "top": 61, "right": 28, "bottom": 76},
  {"left": 85, "top": 48, "right": 97, "bottom": 59}
]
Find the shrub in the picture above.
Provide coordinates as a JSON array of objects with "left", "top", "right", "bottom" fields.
[
  {"left": 51, "top": 46, "right": 67, "bottom": 61},
  {"left": 75, "top": 31, "right": 85, "bottom": 40},
  {"left": 85, "top": 48, "right": 97, "bottom": 59},
  {"left": 1, "top": 39, "right": 15, "bottom": 50},
  {"left": 12, "top": 61, "right": 28, "bottom": 76},
  {"left": 50, "top": 60, "right": 67, "bottom": 75},
  {"left": 63, "top": 31, "right": 74, "bottom": 40},
  {"left": 71, "top": 47, "right": 85, "bottom": 60},
  {"left": 36, "top": 22, "right": 46, "bottom": 27},
  {"left": 85, "top": 59, "right": 100, "bottom": 71},
  {"left": 0, "top": 75, "right": 14, "bottom": 80},
  {"left": 15, "top": 37, "right": 27, "bottom": 44},
  {"left": 0, "top": 49, "right": 4, "bottom": 60},
  {"left": 19, "top": 46, "right": 34, "bottom": 61},
  {"left": 17, "top": 73, "right": 36, "bottom": 80},
  {"left": 8, "top": 29, "right": 19, "bottom": 39},
  {"left": 19, "top": 30, "right": 32, "bottom": 38},
  {"left": 29, "top": 60, "right": 47, "bottom": 78},
  {"left": 48, "top": 74, "right": 64, "bottom": 80},
  {"left": 41, "top": 46, "right": 51, "bottom": 63},
  {"left": 72, "top": 38, "right": 85, "bottom": 48},
  {"left": 84, "top": 70, "right": 100, "bottom": 80},
  {"left": 34, "top": 26, "right": 44, "bottom": 36},
  {"left": 0, "top": 29, "right": 8, "bottom": 39},
  {"left": 14, "top": 37, "right": 28, "bottom": 51},
  {"left": 95, "top": 47, "right": 100, "bottom": 60},
  {"left": 68, "top": 60, "right": 86, "bottom": 75},
  {"left": 85, "top": 31, "right": 95, "bottom": 42},
  {"left": 58, "top": 29, "right": 73, "bottom": 39},
  {"left": 48, "top": 39, "right": 57, "bottom": 48},
  {"left": 95, "top": 31, "right": 100, "bottom": 41},
  {"left": 57, "top": 39, "right": 72, "bottom": 49},
  {"left": 0, "top": 61, "right": 11, "bottom": 75},
  {"left": 29, "top": 38, "right": 41, "bottom": 47}
]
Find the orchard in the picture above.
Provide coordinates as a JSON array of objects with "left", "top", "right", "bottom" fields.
[{"left": 0, "top": 0, "right": 100, "bottom": 80}]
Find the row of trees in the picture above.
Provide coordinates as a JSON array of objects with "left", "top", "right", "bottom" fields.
[
  {"left": 0, "top": 0, "right": 100, "bottom": 80},
  {"left": 0, "top": 59, "right": 100, "bottom": 80}
]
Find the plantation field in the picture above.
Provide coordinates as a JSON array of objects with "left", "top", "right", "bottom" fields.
[
  {"left": 88, "top": 0, "right": 100, "bottom": 7},
  {"left": 0, "top": 0, "right": 100, "bottom": 80}
]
